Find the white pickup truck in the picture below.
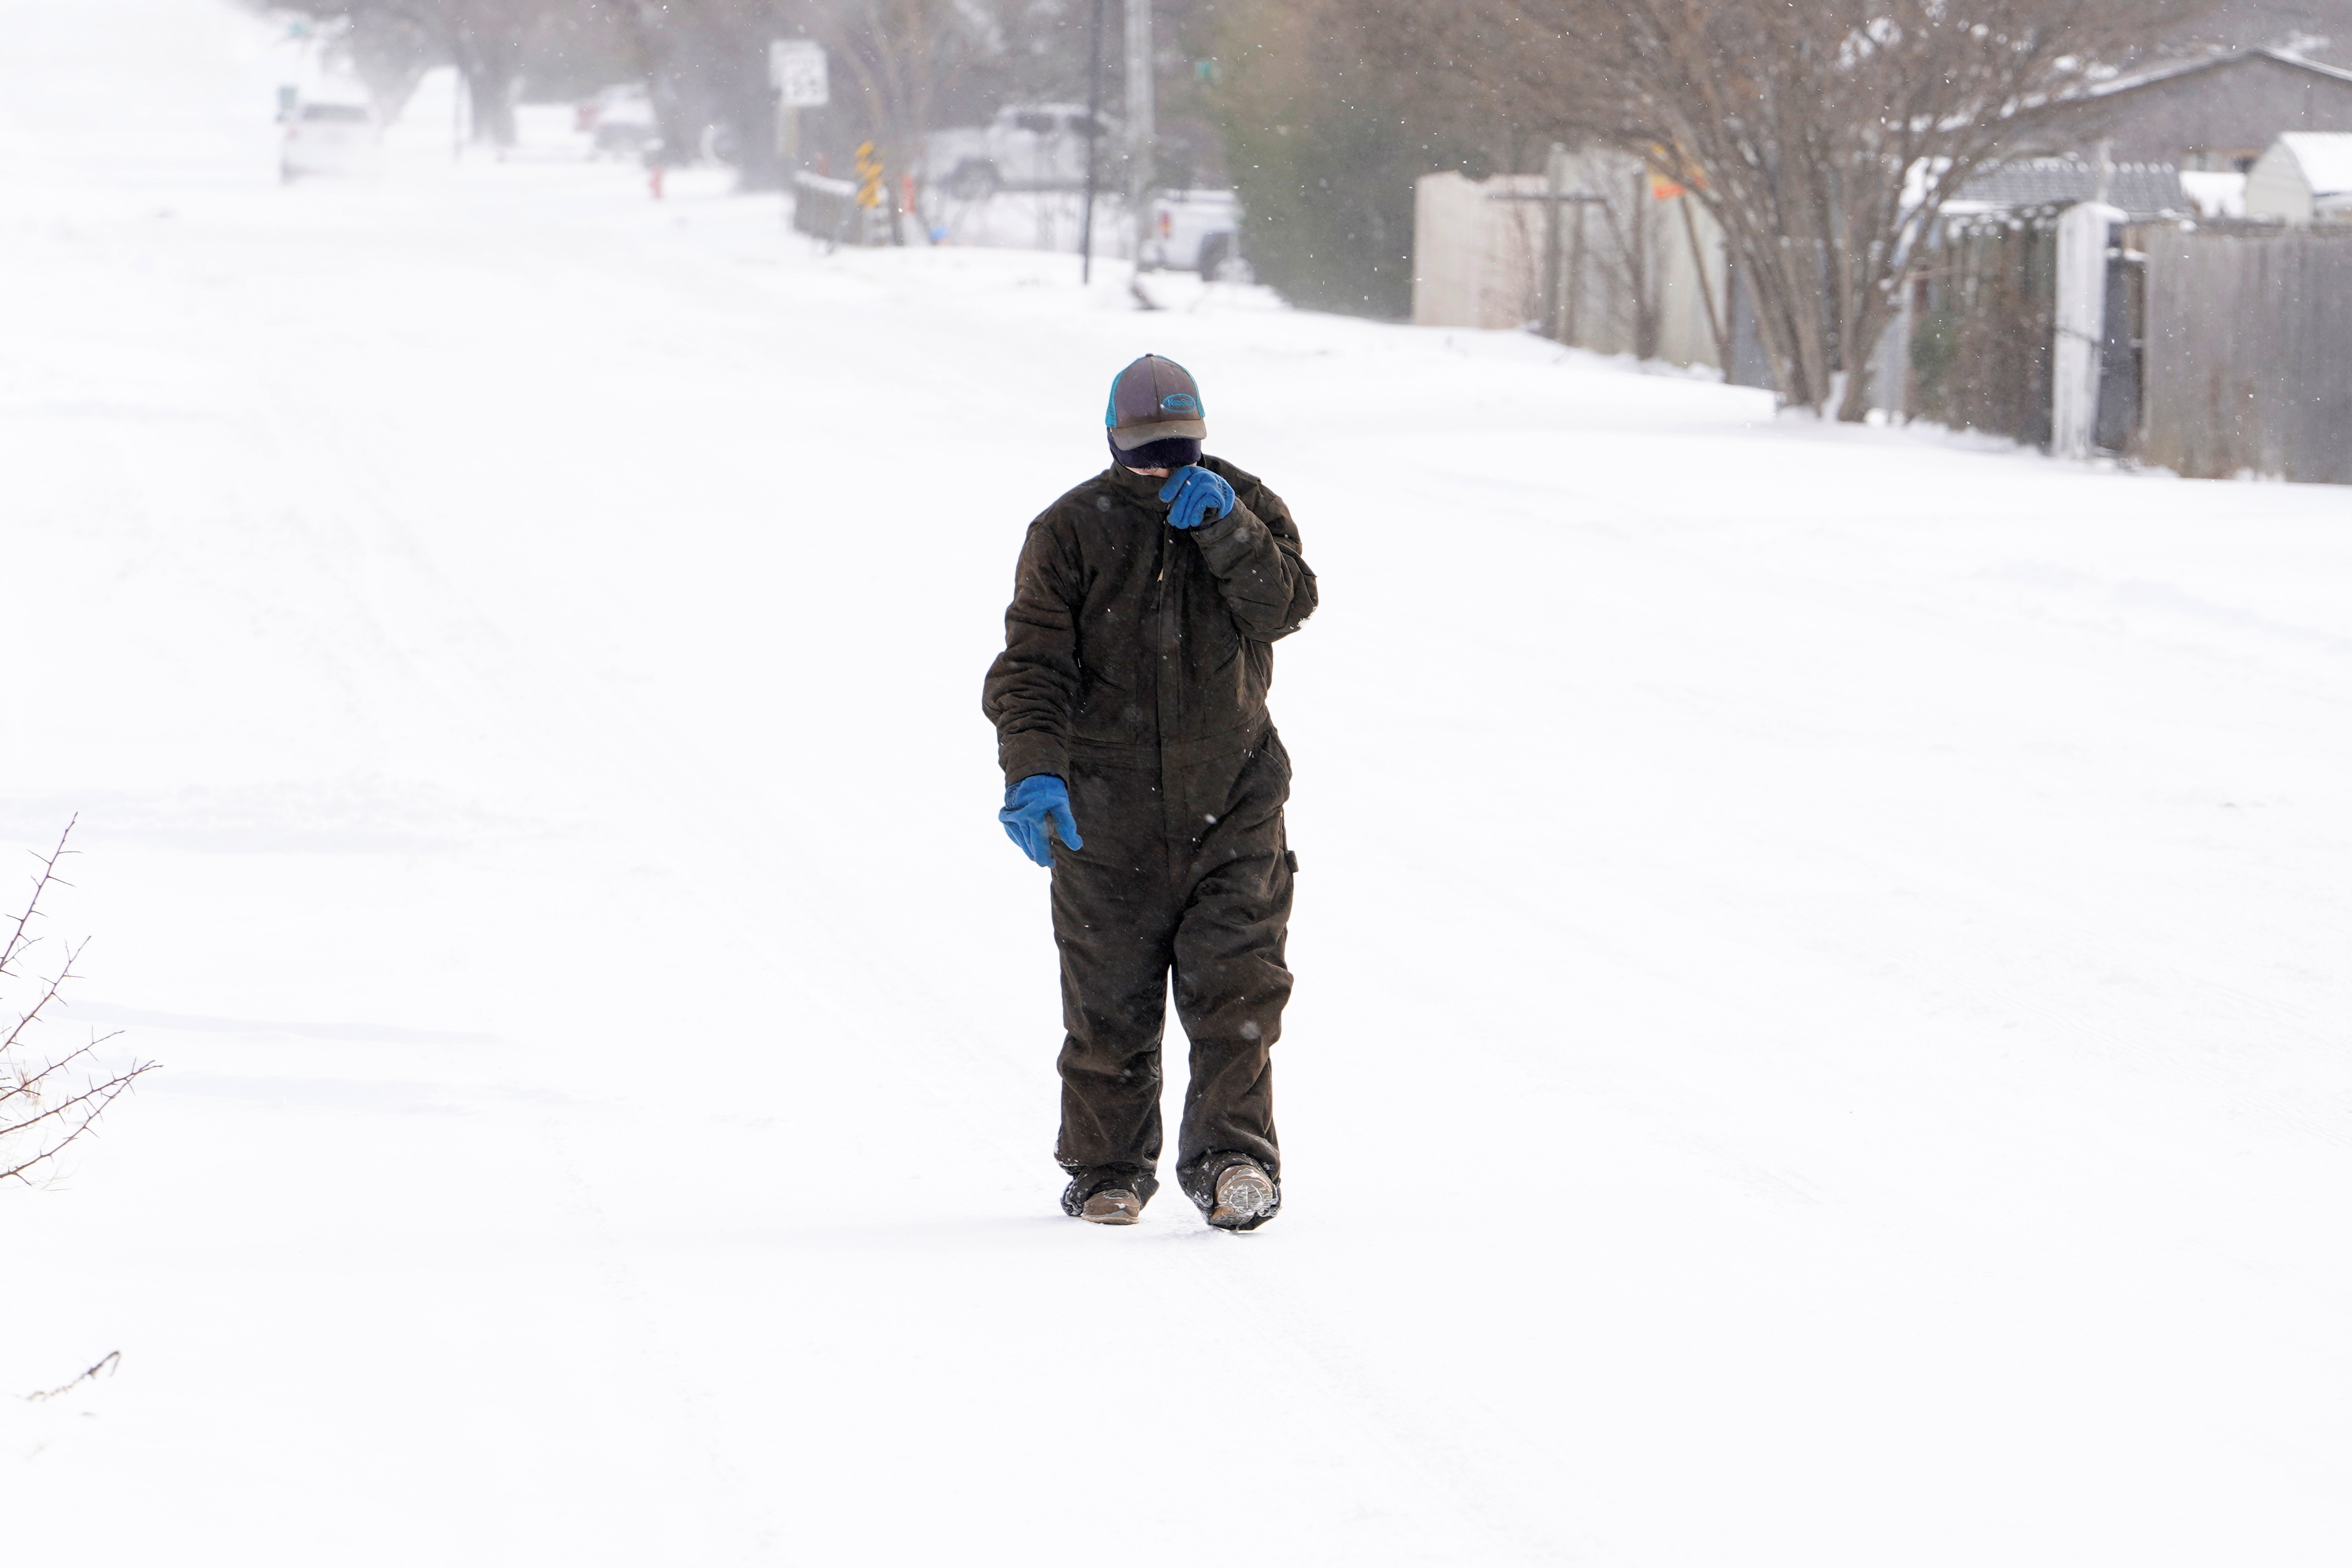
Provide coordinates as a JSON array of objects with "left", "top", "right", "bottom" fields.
[
  {"left": 1142, "top": 189, "right": 1246, "bottom": 277},
  {"left": 926, "top": 103, "right": 1116, "bottom": 199}
]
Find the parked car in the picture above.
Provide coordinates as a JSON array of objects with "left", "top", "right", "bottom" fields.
[
  {"left": 578, "top": 83, "right": 657, "bottom": 159},
  {"left": 926, "top": 103, "right": 1118, "bottom": 199},
  {"left": 1141, "top": 189, "right": 1245, "bottom": 276},
  {"left": 279, "top": 101, "right": 378, "bottom": 182}
]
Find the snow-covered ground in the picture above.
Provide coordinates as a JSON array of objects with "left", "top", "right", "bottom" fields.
[{"left": 6, "top": 4, "right": 2350, "bottom": 1564}]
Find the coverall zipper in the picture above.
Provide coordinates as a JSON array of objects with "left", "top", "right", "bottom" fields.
[{"left": 1152, "top": 520, "right": 1184, "bottom": 848}]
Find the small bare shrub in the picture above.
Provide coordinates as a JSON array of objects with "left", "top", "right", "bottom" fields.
[{"left": 2, "top": 820, "right": 155, "bottom": 1187}]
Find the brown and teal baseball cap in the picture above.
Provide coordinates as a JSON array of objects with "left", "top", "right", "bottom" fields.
[{"left": 1104, "top": 353, "right": 1207, "bottom": 451}]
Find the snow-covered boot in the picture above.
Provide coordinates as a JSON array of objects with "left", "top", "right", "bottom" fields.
[
  {"left": 1078, "top": 1188, "right": 1144, "bottom": 1225},
  {"left": 1209, "top": 1162, "right": 1278, "bottom": 1230}
]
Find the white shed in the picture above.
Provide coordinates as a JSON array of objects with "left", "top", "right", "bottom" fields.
[
  {"left": 2244, "top": 133, "right": 2352, "bottom": 223},
  {"left": 1412, "top": 171, "right": 1546, "bottom": 330},
  {"left": 1412, "top": 158, "right": 1731, "bottom": 373}
]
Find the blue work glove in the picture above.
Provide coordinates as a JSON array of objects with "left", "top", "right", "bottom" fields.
[
  {"left": 1158, "top": 464, "right": 1235, "bottom": 531},
  {"left": 999, "top": 775, "right": 1082, "bottom": 867}
]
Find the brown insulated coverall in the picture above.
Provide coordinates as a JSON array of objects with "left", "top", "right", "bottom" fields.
[{"left": 983, "top": 457, "right": 1317, "bottom": 1217}]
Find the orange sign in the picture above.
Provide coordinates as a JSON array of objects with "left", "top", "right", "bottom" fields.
[{"left": 1649, "top": 148, "right": 1703, "bottom": 199}]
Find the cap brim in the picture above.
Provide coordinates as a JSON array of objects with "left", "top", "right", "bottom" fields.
[{"left": 1109, "top": 418, "right": 1208, "bottom": 450}]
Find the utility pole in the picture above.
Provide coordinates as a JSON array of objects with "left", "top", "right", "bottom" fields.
[
  {"left": 1081, "top": 0, "right": 1105, "bottom": 282},
  {"left": 1125, "top": 0, "right": 1154, "bottom": 272}
]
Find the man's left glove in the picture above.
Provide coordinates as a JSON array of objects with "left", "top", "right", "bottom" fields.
[
  {"left": 999, "top": 774, "right": 1082, "bottom": 867},
  {"left": 1158, "top": 464, "right": 1235, "bottom": 531}
]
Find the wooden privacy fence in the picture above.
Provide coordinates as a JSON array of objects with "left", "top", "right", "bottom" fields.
[
  {"left": 1906, "top": 212, "right": 2060, "bottom": 448},
  {"left": 2141, "top": 226, "right": 2352, "bottom": 483}
]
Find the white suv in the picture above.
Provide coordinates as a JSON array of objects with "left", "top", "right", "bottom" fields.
[
  {"left": 280, "top": 102, "right": 378, "bottom": 182},
  {"left": 926, "top": 104, "right": 1118, "bottom": 199}
]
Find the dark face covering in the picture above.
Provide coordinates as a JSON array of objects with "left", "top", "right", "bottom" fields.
[{"left": 1109, "top": 432, "right": 1203, "bottom": 471}]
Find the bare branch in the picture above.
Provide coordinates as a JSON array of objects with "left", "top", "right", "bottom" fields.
[
  {"left": 25, "top": 1350, "right": 121, "bottom": 1402},
  {"left": 1, "top": 815, "right": 77, "bottom": 979},
  {"left": 4, "top": 936, "right": 96, "bottom": 1058},
  {"left": 0, "top": 1040, "right": 103, "bottom": 1107},
  {"left": 0, "top": 1059, "right": 157, "bottom": 1186}
]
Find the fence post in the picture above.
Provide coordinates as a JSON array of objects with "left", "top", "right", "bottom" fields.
[
  {"left": 1541, "top": 145, "right": 1565, "bottom": 340},
  {"left": 2052, "top": 200, "right": 2124, "bottom": 458}
]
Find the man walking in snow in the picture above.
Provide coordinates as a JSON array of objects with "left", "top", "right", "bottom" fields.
[{"left": 984, "top": 354, "right": 1317, "bottom": 1230}]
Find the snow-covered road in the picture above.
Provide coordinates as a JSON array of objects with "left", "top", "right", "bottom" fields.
[{"left": 6, "top": 4, "right": 2350, "bottom": 1563}]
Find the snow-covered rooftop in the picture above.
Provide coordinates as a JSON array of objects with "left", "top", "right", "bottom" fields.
[
  {"left": 2086, "top": 43, "right": 2352, "bottom": 98},
  {"left": 2277, "top": 131, "right": 2352, "bottom": 196},
  {"left": 1953, "top": 158, "right": 2188, "bottom": 219},
  {"left": 2178, "top": 169, "right": 2248, "bottom": 219}
]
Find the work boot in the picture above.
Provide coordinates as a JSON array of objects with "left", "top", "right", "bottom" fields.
[
  {"left": 1061, "top": 1165, "right": 1156, "bottom": 1220},
  {"left": 1079, "top": 1188, "right": 1143, "bottom": 1225},
  {"left": 1209, "top": 1162, "right": 1278, "bottom": 1230}
]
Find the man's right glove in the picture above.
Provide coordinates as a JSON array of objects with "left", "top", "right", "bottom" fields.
[
  {"left": 999, "top": 775, "right": 1082, "bottom": 867},
  {"left": 1157, "top": 464, "right": 1235, "bottom": 531}
]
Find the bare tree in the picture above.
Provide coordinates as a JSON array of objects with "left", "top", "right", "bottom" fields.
[
  {"left": 2, "top": 822, "right": 154, "bottom": 1189},
  {"left": 274, "top": 0, "right": 561, "bottom": 145},
  {"left": 616, "top": 0, "right": 790, "bottom": 181},
  {"left": 339, "top": 9, "right": 439, "bottom": 122},
  {"left": 270, "top": 0, "right": 1058, "bottom": 182},
  {"left": 610, "top": 0, "right": 982, "bottom": 190},
  {"left": 1363, "top": 0, "right": 2208, "bottom": 417},
  {"left": 805, "top": 0, "right": 982, "bottom": 195}
]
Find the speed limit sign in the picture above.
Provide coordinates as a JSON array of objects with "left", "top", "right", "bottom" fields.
[{"left": 769, "top": 40, "right": 829, "bottom": 109}]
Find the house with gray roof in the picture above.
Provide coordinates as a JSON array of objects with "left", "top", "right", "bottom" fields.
[{"left": 2001, "top": 47, "right": 2352, "bottom": 173}]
